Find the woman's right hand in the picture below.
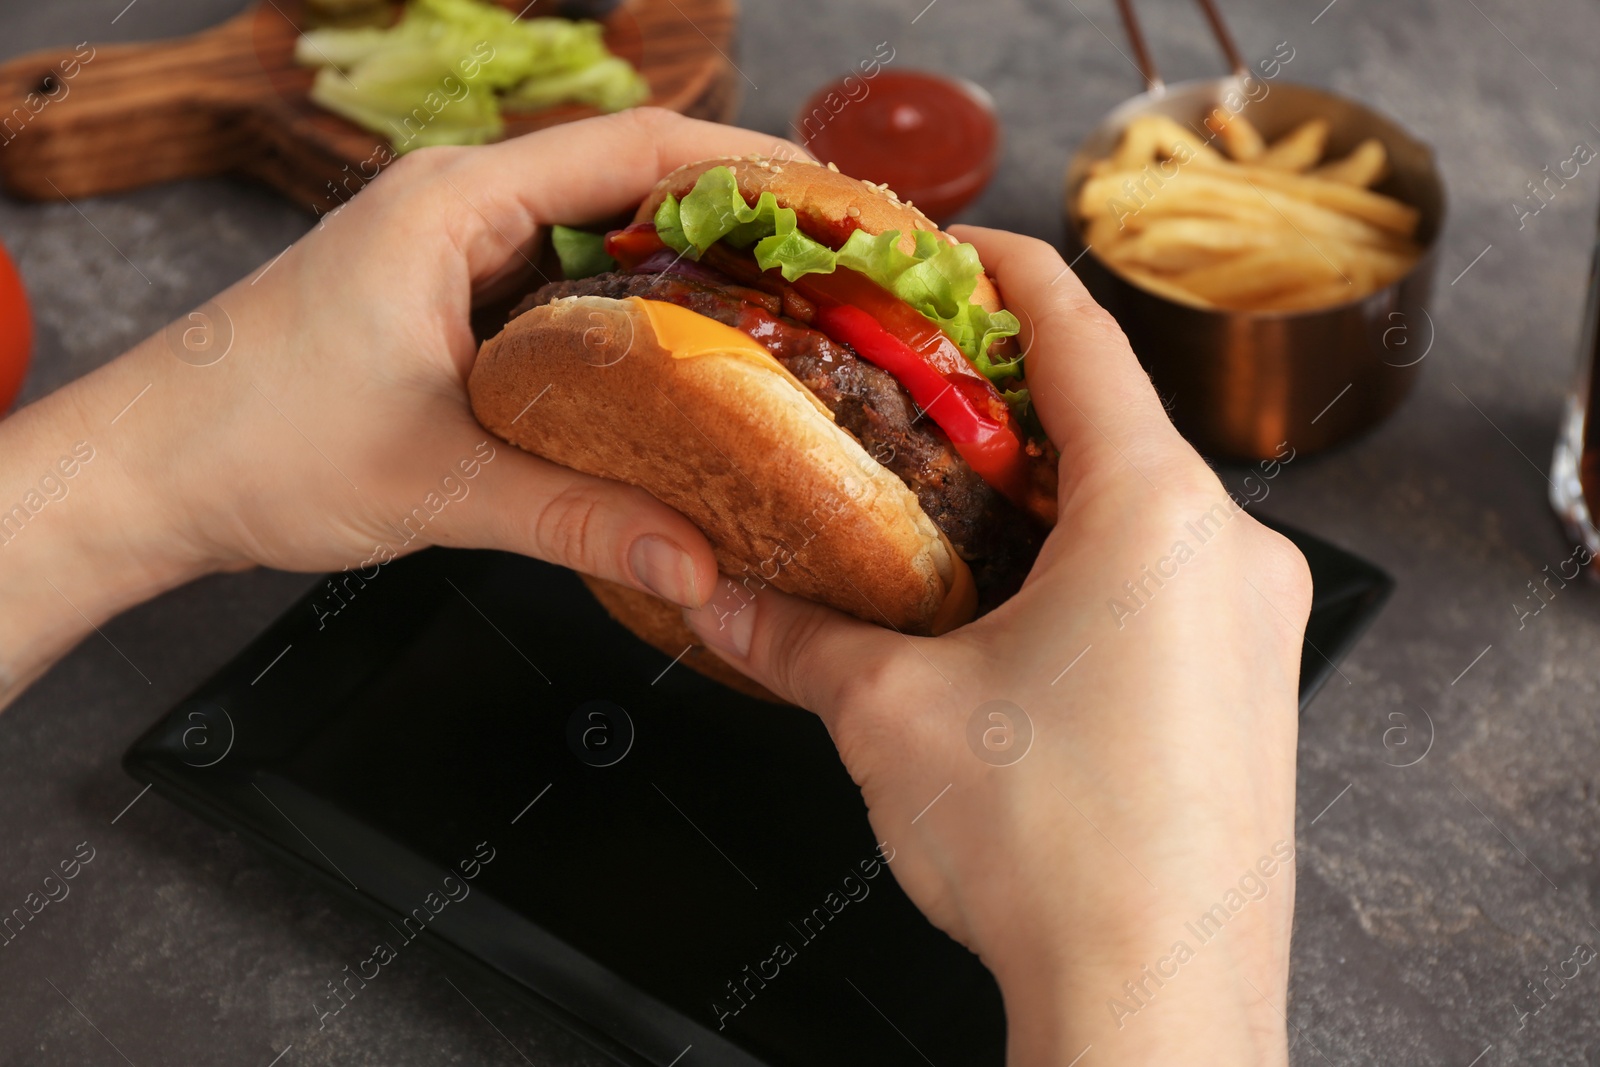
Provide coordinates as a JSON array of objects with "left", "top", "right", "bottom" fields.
[{"left": 685, "top": 228, "right": 1313, "bottom": 1066}]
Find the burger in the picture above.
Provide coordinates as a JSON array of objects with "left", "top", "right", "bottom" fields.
[{"left": 469, "top": 155, "right": 1057, "bottom": 699}]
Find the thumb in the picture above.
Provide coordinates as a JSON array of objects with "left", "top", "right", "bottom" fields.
[
  {"left": 681, "top": 577, "right": 902, "bottom": 716},
  {"left": 441, "top": 441, "right": 719, "bottom": 609}
]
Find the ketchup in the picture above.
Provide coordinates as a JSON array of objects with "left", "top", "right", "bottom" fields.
[{"left": 793, "top": 70, "right": 1001, "bottom": 223}]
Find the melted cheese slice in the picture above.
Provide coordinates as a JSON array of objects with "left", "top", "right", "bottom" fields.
[{"left": 630, "top": 297, "right": 834, "bottom": 421}]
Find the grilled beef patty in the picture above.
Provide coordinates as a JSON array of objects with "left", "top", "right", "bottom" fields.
[{"left": 512, "top": 271, "right": 1043, "bottom": 609}]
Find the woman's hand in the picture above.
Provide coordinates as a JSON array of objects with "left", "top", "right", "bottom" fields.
[
  {"left": 684, "top": 228, "right": 1313, "bottom": 1066},
  {"left": 0, "top": 109, "right": 792, "bottom": 704}
]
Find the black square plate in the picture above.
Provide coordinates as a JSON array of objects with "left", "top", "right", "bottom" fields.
[{"left": 124, "top": 519, "right": 1390, "bottom": 1067}]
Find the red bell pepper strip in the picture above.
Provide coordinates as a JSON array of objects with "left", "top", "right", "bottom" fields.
[
  {"left": 810, "top": 303, "right": 1032, "bottom": 509},
  {"left": 789, "top": 266, "right": 974, "bottom": 380}
]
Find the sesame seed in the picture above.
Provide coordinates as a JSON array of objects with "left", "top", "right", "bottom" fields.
[
  {"left": 846, "top": 206, "right": 861, "bottom": 217},
  {"left": 827, "top": 161, "right": 839, "bottom": 172}
]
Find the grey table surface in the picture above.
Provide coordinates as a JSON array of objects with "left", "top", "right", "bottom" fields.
[{"left": 3, "top": 0, "right": 1599, "bottom": 1064}]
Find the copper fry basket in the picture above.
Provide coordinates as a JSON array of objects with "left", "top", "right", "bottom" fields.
[{"left": 1061, "top": 0, "right": 1447, "bottom": 460}]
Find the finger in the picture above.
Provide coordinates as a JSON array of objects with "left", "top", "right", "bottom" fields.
[
  {"left": 442, "top": 109, "right": 807, "bottom": 280},
  {"left": 951, "top": 225, "right": 1187, "bottom": 477},
  {"left": 682, "top": 579, "right": 902, "bottom": 719},
  {"left": 439, "top": 438, "right": 719, "bottom": 609}
]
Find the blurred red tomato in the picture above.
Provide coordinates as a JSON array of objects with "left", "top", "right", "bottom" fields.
[{"left": 0, "top": 238, "right": 30, "bottom": 414}]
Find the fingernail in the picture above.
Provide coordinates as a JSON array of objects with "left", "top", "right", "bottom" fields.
[
  {"left": 682, "top": 577, "right": 755, "bottom": 658},
  {"left": 628, "top": 535, "right": 700, "bottom": 608}
]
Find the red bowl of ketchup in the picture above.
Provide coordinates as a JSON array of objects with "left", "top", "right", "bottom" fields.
[{"left": 792, "top": 69, "right": 1002, "bottom": 224}]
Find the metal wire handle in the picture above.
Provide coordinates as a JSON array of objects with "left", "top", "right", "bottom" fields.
[{"left": 1112, "top": 0, "right": 1246, "bottom": 93}]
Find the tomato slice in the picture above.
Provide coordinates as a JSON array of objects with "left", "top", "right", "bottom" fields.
[{"left": 603, "top": 223, "right": 667, "bottom": 270}]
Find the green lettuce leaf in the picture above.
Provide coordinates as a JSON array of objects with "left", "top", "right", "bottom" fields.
[
  {"left": 409, "top": 0, "right": 610, "bottom": 83},
  {"left": 308, "top": 51, "right": 504, "bottom": 149},
  {"left": 1002, "top": 386, "right": 1041, "bottom": 440},
  {"left": 297, "top": 0, "right": 646, "bottom": 153},
  {"left": 294, "top": 27, "right": 392, "bottom": 69},
  {"left": 652, "top": 195, "right": 687, "bottom": 256},
  {"left": 550, "top": 225, "right": 615, "bottom": 279},
  {"left": 503, "top": 56, "right": 648, "bottom": 113},
  {"left": 653, "top": 166, "right": 1025, "bottom": 407},
  {"left": 833, "top": 228, "right": 1023, "bottom": 382}
]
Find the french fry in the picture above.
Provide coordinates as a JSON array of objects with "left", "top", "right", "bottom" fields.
[
  {"left": 1257, "top": 118, "right": 1329, "bottom": 171},
  {"left": 1111, "top": 119, "right": 1159, "bottom": 170},
  {"left": 1327, "top": 242, "right": 1416, "bottom": 289},
  {"left": 1207, "top": 110, "right": 1266, "bottom": 161},
  {"left": 1210, "top": 163, "right": 1418, "bottom": 235},
  {"left": 1173, "top": 247, "right": 1344, "bottom": 304},
  {"left": 1076, "top": 214, "right": 1134, "bottom": 258},
  {"left": 1254, "top": 281, "right": 1366, "bottom": 312},
  {"left": 1113, "top": 115, "right": 1224, "bottom": 170},
  {"left": 1370, "top": 250, "right": 1416, "bottom": 288},
  {"left": 1083, "top": 213, "right": 1127, "bottom": 254},
  {"left": 1103, "top": 218, "right": 1279, "bottom": 272},
  {"left": 1078, "top": 172, "right": 1269, "bottom": 227},
  {"left": 1314, "top": 138, "right": 1389, "bottom": 187},
  {"left": 1084, "top": 163, "right": 1419, "bottom": 237},
  {"left": 1105, "top": 263, "right": 1216, "bottom": 308},
  {"left": 1079, "top": 170, "right": 1404, "bottom": 249}
]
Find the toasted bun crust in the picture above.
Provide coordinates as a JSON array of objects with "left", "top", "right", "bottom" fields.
[
  {"left": 579, "top": 575, "right": 783, "bottom": 702},
  {"left": 469, "top": 295, "right": 977, "bottom": 694},
  {"left": 634, "top": 155, "right": 1007, "bottom": 319}
]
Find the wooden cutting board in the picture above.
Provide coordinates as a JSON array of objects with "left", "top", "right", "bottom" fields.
[{"left": 0, "top": 0, "right": 739, "bottom": 215}]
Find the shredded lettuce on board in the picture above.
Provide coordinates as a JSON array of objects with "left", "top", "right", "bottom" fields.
[
  {"left": 653, "top": 166, "right": 1026, "bottom": 407},
  {"left": 503, "top": 56, "right": 647, "bottom": 113},
  {"left": 296, "top": 0, "right": 647, "bottom": 152}
]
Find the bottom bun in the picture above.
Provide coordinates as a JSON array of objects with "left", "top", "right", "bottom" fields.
[{"left": 581, "top": 574, "right": 786, "bottom": 703}]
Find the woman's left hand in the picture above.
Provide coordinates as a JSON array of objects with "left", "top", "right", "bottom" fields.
[{"left": 0, "top": 109, "right": 796, "bottom": 704}]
